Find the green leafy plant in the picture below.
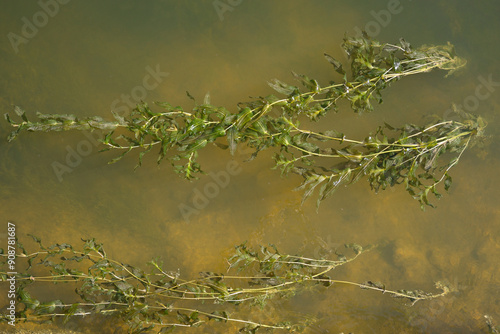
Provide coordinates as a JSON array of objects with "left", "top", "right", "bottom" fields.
[
  {"left": 4, "top": 35, "right": 484, "bottom": 209},
  {"left": 1, "top": 236, "right": 451, "bottom": 332}
]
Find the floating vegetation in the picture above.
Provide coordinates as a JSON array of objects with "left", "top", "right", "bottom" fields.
[
  {"left": 4, "top": 35, "right": 484, "bottom": 209},
  {"left": 0, "top": 236, "right": 451, "bottom": 332}
]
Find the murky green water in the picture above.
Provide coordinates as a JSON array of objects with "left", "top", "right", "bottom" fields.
[{"left": 1, "top": 1, "right": 499, "bottom": 333}]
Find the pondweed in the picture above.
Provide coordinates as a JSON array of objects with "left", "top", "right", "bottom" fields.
[
  {"left": 5, "top": 35, "right": 485, "bottom": 209},
  {"left": 1, "top": 236, "right": 451, "bottom": 332}
]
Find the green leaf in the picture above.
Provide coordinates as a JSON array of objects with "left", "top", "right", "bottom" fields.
[
  {"left": 235, "top": 107, "right": 254, "bottom": 129},
  {"left": 18, "top": 288, "right": 40, "bottom": 310},
  {"left": 299, "top": 174, "right": 326, "bottom": 205},
  {"left": 345, "top": 243, "right": 363, "bottom": 255},
  {"left": 268, "top": 79, "right": 297, "bottom": 95},
  {"left": 63, "top": 303, "right": 80, "bottom": 324},
  {"left": 7, "top": 128, "right": 21, "bottom": 142},
  {"left": 208, "top": 310, "right": 228, "bottom": 322},
  {"left": 324, "top": 53, "right": 345, "bottom": 75},
  {"left": 135, "top": 144, "right": 154, "bottom": 170},
  {"left": 227, "top": 127, "right": 238, "bottom": 156},
  {"left": 177, "top": 311, "right": 190, "bottom": 325},
  {"left": 203, "top": 92, "right": 211, "bottom": 105},
  {"left": 297, "top": 141, "right": 319, "bottom": 153},
  {"left": 186, "top": 139, "right": 208, "bottom": 154},
  {"left": 316, "top": 274, "right": 332, "bottom": 287},
  {"left": 37, "top": 300, "right": 62, "bottom": 314},
  {"left": 444, "top": 174, "right": 453, "bottom": 191},
  {"left": 362, "top": 281, "right": 386, "bottom": 291},
  {"left": 114, "top": 281, "right": 133, "bottom": 292},
  {"left": 108, "top": 147, "right": 133, "bottom": 165},
  {"left": 14, "top": 106, "right": 28, "bottom": 122},
  {"left": 186, "top": 91, "right": 195, "bottom": 101},
  {"left": 4, "top": 113, "right": 13, "bottom": 124}
]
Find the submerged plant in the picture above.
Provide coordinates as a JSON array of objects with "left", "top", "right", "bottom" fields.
[
  {"left": 0, "top": 236, "right": 451, "bottom": 332},
  {"left": 4, "top": 35, "right": 484, "bottom": 209}
]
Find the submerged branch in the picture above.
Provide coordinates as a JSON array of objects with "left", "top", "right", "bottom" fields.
[
  {"left": 4, "top": 35, "right": 482, "bottom": 209},
  {"left": 1, "top": 237, "right": 451, "bottom": 332}
]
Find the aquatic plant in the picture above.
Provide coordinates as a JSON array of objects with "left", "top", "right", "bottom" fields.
[
  {"left": 4, "top": 35, "right": 483, "bottom": 209},
  {"left": 0, "top": 236, "right": 450, "bottom": 332}
]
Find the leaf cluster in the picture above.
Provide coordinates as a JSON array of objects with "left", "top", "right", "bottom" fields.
[
  {"left": 284, "top": 110, "right": 486, "bottom": 209},
  {"left": 4, "top": 106, "right": 119, "bottom": 142}
]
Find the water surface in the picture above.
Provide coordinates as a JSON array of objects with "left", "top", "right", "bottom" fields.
[{"left": 1, "top": 1, "right": 499, "bottom": 333}]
